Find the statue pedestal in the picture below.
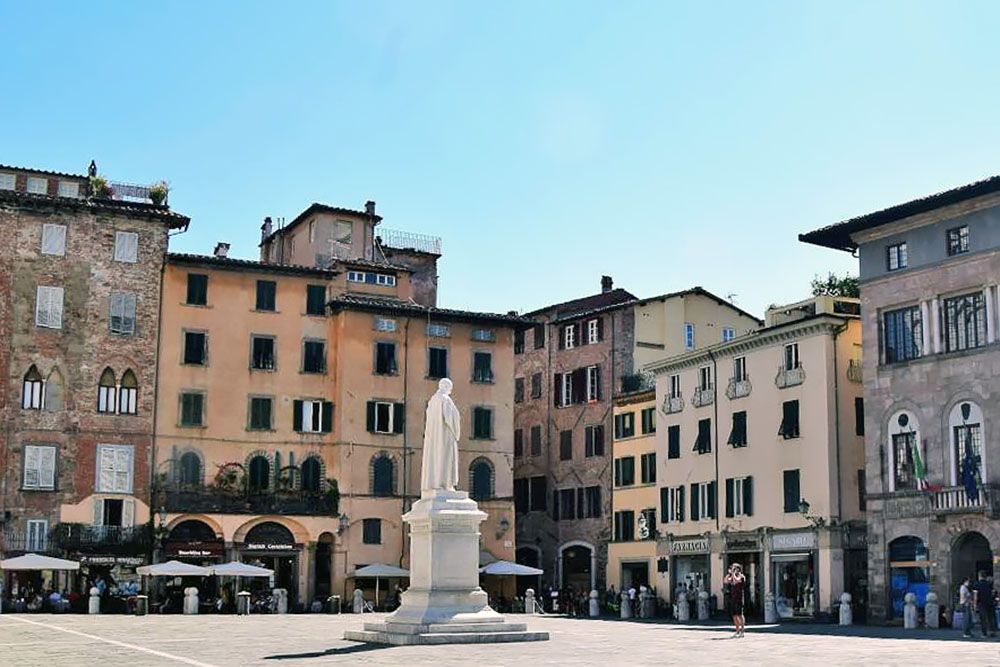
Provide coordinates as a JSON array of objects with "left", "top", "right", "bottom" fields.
[{"left": 345, "top": 490, "right": 549, "bottom": 645}]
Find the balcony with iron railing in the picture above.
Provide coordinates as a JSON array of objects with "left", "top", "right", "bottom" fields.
[
  {"left": 378, "top": 228, "right": 442, "bottom": 255},
  {"left": 662, "top": 394, "right": 684, "bottom": 414},
  {"left": 692, "top": 385, "right": 715, "bottom": 408},
  {"left": 775, "top": 363, "right": 805, "bottom": 388},
  {"left": 2, "top": 529, "right": 57, "bottom": 555},
  {"left": 726, "top": 377, "right": 752, "bottom": 400},
  {"left": 160, "top": 486, "right": 339, "bottom": 516},
  {"left": 847, "top": 359, "right": 863, "bottom": 383},
  {"left": 54, "top": 524, "right": 152, "bottom": 552}
]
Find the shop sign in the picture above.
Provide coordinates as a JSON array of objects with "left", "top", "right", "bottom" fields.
[
  {"left": 670, "top": 538, "right": 709, "bottom": 555},
  {"left": 165, "top": 541, "right": 223, "bottom": 558},
  {"left": 725, "top": 535, "right": 761, "bottom": 552},
  {"left": 243, "top": 542, "right": 296, "bottom": 552},
  {"left": 78, "top": 555, "right": 146, "bottom": 566},
  {"left": 771, "top": 531, "right": 815, "bottom": 551}
]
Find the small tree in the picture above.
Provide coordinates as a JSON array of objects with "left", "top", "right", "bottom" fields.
[{"left": 811, "top": 272, "right": 859, "bottom": 299}]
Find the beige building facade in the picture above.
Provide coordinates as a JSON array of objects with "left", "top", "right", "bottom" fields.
[{"left": 646, "top": 295, "right": 866, "bottom": 620}]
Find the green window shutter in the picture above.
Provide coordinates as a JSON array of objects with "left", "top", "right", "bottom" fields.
[
  {"left": 690, "top": 483, "right": 699, "bottom": 521},
  {"left": 744, "top": 476, "right": 754, "bottom": 516},
  {"left": 678, "top": 486, "right": 685, "bottom": 522},
  {"left": 660, "top": 487, "right": 669, "bottom": 521},
  {"left": 708, "top": 481, "right": 717, "bottom": 519},
  {"left": 725, "top": 478, "right": 735, "bottom": 518},
  {"left": 366, "top": 401, "right": 376, "bottom": 432},
  {"left": 293, "top": 400, "right": 303, "bottom": 432},
  {"left": 614, "top": 459, "right": 621, "bottom": 487},
  {"left": 393, "top": 403, "right": 406, "bottom": 434},
  {"left": 322, "top": 401, "right": 334, "bottom": 433}
]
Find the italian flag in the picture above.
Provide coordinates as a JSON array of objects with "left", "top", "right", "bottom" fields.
[{"left": 913, "top": 439, "right": 941, "bottom": 493}]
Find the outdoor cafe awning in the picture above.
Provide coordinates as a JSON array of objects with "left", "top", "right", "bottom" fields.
[
  {"left": 350, "top": 563, "right": 410, "bottom": 578},
  {"left": 136, "top": 560, "right": 211, "bottom": 577},
  {"left": 211, "top": 562, "right": 274, "bottom": 577},
  {"left": 0, "top": 553, "right": 80, "bottom": 571},
  {"left": 479, "top": 560, "right": 544, "bottom": 576}
]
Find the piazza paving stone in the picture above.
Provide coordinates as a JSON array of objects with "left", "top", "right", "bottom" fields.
[{"left": 1, "top": 613, "right": 999, "bottom": 666}]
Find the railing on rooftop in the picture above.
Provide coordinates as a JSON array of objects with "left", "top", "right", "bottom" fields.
[
  {"left": 378, "top": 228, "right": 442, "bottom": 255},
  {"left": 106, "top": 181, "right": 165, "bottom": 205}
]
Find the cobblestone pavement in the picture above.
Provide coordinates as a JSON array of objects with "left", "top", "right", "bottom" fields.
[{"left": 1, "top": 613, "right": 999, "bottom": 666}]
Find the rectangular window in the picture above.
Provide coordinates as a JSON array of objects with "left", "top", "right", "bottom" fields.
[
  {"left": 374, "top": 341, "right": 397, "bottom": 375},
  {"left": 585, "top": 486, "right": 601, "bottom": 518},
  {"left": 348, "top": 271, "right": 397, "bottom": 286},
  {"left": 563, "top": 324, "right": 576, "bottom": 350},
  {"left": 26, "top": 176, "right": 48, "bottom": 194},
  {"left": 662, "top": 486, "right": 685, "bottom": 523},
  {"left": 855, "top": 397, "right": 865, "bottom": 436},
  {"left": 614, "top": 412, "right": 636, "bottom": 439},
  {"left": 41, "top": 224, "right": 67, "bottom": 256},
  {"left": 427, "top": 322, "right": 450, "bottom": 338},
  {"left": 255, "top": 280, "right": 277, "bottom": 311},
  {"left": 334, "top": 220, "right": 353, "bottom": 244},
  {"left": 722, "top": 327, "right": 735, "bottom": 342},
  {"left": 726, "top": 476, "right": 754, "bottom": 518},
  {"left": 529, "top": 475, "right": 547, "bottom": 511},
  {"left": 514, "top": 429, "right": 524, "bottom": 457},
  {"left": 514, "top": 478, "right": 528, "bottom": 513},
  {"left": 690, "top": 481, "right": 716, "bottom": 521},
  {"left": 514, "top": 330, "right": 525, "bottom": 354},
  {"left": 584, "top": 424, "right": 605, "bottom": 457},
  {"left": 183, "top": 331, "right": 207, "bottom": 365},
  {"left": 954, "top": 424, "right": 983, "bottom": 484},
  {"left": 114, "top": 231, "right": 139, "bottom": 263},
  {"left": 301, "top": 340, "right": 327, "bottom": 373},
  {"left": 893, "top": 430, "right": 916, "bottom": 490},
  {"left": 23, "top": 445, "right": 56, "bottom": 490},
  {"left": 641, "top": 407, "right": 656, "bottom": 434},
  {"left": 248, "top": 397, "right": 273, "bottom": 430},
  {"left": 531, "top": 373, "right": 542, "bottom": 399},
  {"left": 557, "top": 373, "right": 572, "bottom": 407},
  {"left": 586, "top": 365, "right": 600, "bottom": 401},
  {"left": 514, "top": 378, "right": 525, "bottom": 404},
  {"left": 698, "top": 365, "right": 712, "bottom": 391},
  {"left": 0, "top": 172, "right": 15, "bottom": 190},
  {"left": 668, "top": 425, "right": 681, "bottom": 459},
  {"left": 367, "top": 401, "right": 404, "bottom": 434},
  {"left": 669, "top": 374, "right": 681, "bottom": 398},
  {"left": 614, "top": 456, "right": 636, "bottom": 487},
  {"left": 882, "top": 306, "right": 922, "bottom": 363},
  {"left": 471, "top": 328, "right": 496, "bottom": 342},
  {"left": 784, "top": 343, "right": 800, "bottom": 371},
  {"left": 684, "top": 323, "right": 695, "bottom": 350},
  {"left": 26, "top": 519, "right": 48, "bottom": 552},
  {"left": 293, "top": 399, "right": 333, "bottom": 433},
  {"left": 180, "top": 392, "right": 204, "bottom": 426},
  {"left": 186, "top": 274, "right": 208, "bottom": 306},
  {"left": 587, "top": 318, "right": 601, "bottom": 344},
  {"left": 640, "top": 452, "right": 656, "bottom": 484},
  {"left": 559, "top": 430, "right": 573, "bottom": 460},
  {"left": 733, "top": 356, "right": 747, "bottom": 382},
  {"left": 362, "top": 518, "right": 382, "bottom": 545},
  {"left": 886, "top": 242, "right": 907, "bottom": 271},
  {"left": 694, "top": 418, "right": 711, "bottom": 454},
  {"left": 943, "top": 292, "right": 987, "bottom": 353},
  {"left": 530, "top": 425, "right": 542, "bottom": 456},
  {"left": 533, "top": 323, "right": 545, "bottom": 349},
  {"left": 559, "top": 488, "right": 577, "bottom": 521},
  {"left": 779, "top": 400, "right": 800, "bottom": 439},
  {"left": 58, "top": 180, "right": 80, "bottom": 198},
  {"left": 473, "top": 407, "right": 493, "bottom": 439},
  {"left": 947, "top": 225, "right": 970, "bottom": 256},
  {"left": 614, "top": 510, "right": 635, "bottom": 542},
  {"left": 109, "top": 292, "right": 137, "bottom": 335},
  {"left": 96, "top": 444, "right": 134, "bottom": 494},
  {"left": 473, "top": 351, "right": 493, "bottom": 383},
  {"left": 858, "top": 469, "right": 867, "bottom": 512},
  {"left": 251, "top": 336, "right": 276, "bottom": 370},
  {"left": 374, "top": 316, "right": 397, "bottom": 332},
  {"left": 35, "top": 285, "right": 64, "bottom": 329},
  {"left": 783, "top": 469, "right": 801, "bottom": 513},
  {"left": 728, "top": 411, "right": 747, "bottom": 447},
  {"left": 428, "top": 347, "right": 448, "bottom": 379},
  {"left": 306, "top": 284, "right": 327, "bottom": 315}
]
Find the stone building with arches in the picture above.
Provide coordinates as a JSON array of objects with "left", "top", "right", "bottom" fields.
[{"left": 802, "top": 174, "right": 1000, "bottom": 622}]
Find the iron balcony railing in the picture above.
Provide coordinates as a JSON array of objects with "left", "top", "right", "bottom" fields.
[
  {"left": 775, "top": 363, "right": 806, "bottom": 388},
  {"left": 161, "top": 487, "right": 339, "bottom": 516},
  {"left": 692, "top": 385, "right": 715, "bottom": 408},
  {"left": 378, "top": 228, "right": 442, "bottom": 255},
  {"left": 53, "top": 524, "right": 152, "bottom": 551},
  {"left": 662, "top": 394, "right": 684, "bottom": 414},
  {"left": 2, "top": 529, "right": 57, "bottom": 554},
  {"left": 726, "top": 377, "right": 752, "bottom": 400}
]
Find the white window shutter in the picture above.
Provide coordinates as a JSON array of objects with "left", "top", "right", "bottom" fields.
[
  {"left": 93, "top": 498, "right": 104, "bottom": 526},
  {"left": 302, "top": 401, "right": 313, "bottom": 432},
  {"left": 40, "top": 447, "right": 55, "bottom": 489},
  {"left": 124, "top": 293, "right": 137, "bottom": 334},
  {"left": 35, "top": 287, "right": 50, "bottom": 327},
  {"left": 118, "top": 447, "right": 133, "bottom": 493},
  {"left": 41, "top": 224, "right": 67, "bottom": 256},
  {"left": 23, "top": 446, "right": 40, "bottom": 488},
  {"left": 109, "top": 294, "right": 123, "bottom": 332},
  {"left": 49, "top": 287, "right": 63, "bottom": 329},
  {"left": 98, "top": 447, "right": 114, "bottom": 492},
  {"left": 122, "top": 499, "right": 135, "bottom": 528}
]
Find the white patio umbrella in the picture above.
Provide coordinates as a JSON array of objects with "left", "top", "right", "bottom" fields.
[
  {"left": 210, "top": 562, "right": 274, "bottom": 577},
  {"left": 351, "top": 563, "right": 409, "bottom": 608},
  {"left": 0, "top": 553, "right": 80, "bottom": 571},
  {"left": 479, "top": 560, "right": 544, "bottom": 577},
  {"left": 136, "top": 560, "right": 211, "bottom": 577}
]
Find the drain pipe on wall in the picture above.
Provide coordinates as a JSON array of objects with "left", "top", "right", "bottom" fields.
[
  {"left": 707, "top": 348, "right": 721, "bottom": 532},
  {"left": 400, "top": 315, "right": 411, "bottom": 568},
  {"left": 831, "top": 322, "right": 848, "bottom": 523}
]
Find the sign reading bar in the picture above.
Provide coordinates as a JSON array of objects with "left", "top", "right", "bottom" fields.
[
  {"left": 771, "top": 531, "right": 815, "bottom": 551},
  {"left": 164, "top": 541, "right": 223, "bottom": 558},
  {"left": 670, "top": 538, "right": 709, "bottom": 555}
]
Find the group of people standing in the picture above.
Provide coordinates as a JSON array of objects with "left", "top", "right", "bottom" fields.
[{"left": 958, "top": 571, "right": 998, "bottom": 638}]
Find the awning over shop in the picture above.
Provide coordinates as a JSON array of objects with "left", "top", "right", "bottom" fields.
[
  {"left": 136, "top": 560, "right": 211, "bottom": 577},
  {"left": 480, "top": 560, "right": 544, "bottom": 576},
  {"left": 0, "top": 553, "right": 80, "bottom": 571}
]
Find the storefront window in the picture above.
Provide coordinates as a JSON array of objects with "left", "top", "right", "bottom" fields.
[
  {"left": 888, "top": 536, "right": 929, "bottom": 618},
  {"left": 673, "top": 553, "right": 710, "bottom": 612},
  {"left": 772, "top": 554, "right": 815, "bottom": 618}
]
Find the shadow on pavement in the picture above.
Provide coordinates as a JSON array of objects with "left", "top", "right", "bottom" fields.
[{"left": 263, "top": 642, "right": 392, "bottom": 660}]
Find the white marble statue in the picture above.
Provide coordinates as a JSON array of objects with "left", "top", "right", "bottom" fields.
[{"left": 421, "top": 378, "right": 461, "bottom": 493}]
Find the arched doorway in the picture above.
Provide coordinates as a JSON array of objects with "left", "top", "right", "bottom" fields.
[
  {"left": 560, "top": 543, "right": 594, "bottom": 593},
  {"left": 241, "top": 522, "right": 298, "bottom": 606},
  {"left": 515, "top": 546, "right": 542, "bottom": 597},
  {"left": 888, "top": 536, "right": 929, "bottom": 618},
  {"left": 953, "top": 532, "right": 992, "bottom": 590},
  {"left": 315, "top": 532, "right": 335, "bottom": 601},
  {"left": 165, "top": 519, "right": 223, "bottom": 563}
]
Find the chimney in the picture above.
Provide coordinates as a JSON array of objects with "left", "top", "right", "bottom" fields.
[
  {"left": 214, "top": 242, "right": 231, "bottom": 258},
  {"left": 601, "top": 275, "right": 613, "bottom": 293},
  {"left": 261, "top": 216, "right": 273, "bottom": 242},
  {"left": 365, "top": 200, "right": 376, "bottom": 217}
]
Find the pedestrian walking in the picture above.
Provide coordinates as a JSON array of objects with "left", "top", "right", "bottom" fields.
[
  {"left": 959, "top": 576, "right": 974, "bottom": 637},
  {"left": 973, "top": 571, "right": 996, "bottom": 638},
  {"left": 724, "top": 563, "right": 747, "bottom": 638}
]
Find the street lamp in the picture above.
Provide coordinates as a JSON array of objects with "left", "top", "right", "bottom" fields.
[
  {"left": 338, "top": 514, "right": 349, "bottom": 536},
  {"left": 798, "top": 499, "right": 826, "bottom": 528}
]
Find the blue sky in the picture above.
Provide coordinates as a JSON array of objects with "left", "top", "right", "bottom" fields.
[{"left": 3, "top": 1, "right": 999, "bottom": 316}]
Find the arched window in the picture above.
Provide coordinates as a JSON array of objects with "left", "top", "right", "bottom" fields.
[
  {"left": 950, "top": 401, "right": 986, "bottom": 485},
  {"left": 178, "top": 452, "right": 202, "bottom": 487},
  {"left": 248, "top": 455, "right": 270, "bottom": 491},
  {"left": 97, "top": 368, "right": 116, "bottom": 414},
  {"left": 371, "top": 455, "right": 394, "bottom": 496},
  {"left": 118, "top": 369, "right": 138, "bottom": 415},
  {"left": 469, "top": 457, "right": 494, "bottom": 501},
  {"left": 44, "top": 368, "right": 64, "bottom": 412},
  {"left": 301, "top": 457, "right": 323, "bottom": 493},
  {"left": 22, "top": 365, "right": 43, "bottom": 410},
  {"left": 887, "top": 410, "right": 920, "bottom": 492}
]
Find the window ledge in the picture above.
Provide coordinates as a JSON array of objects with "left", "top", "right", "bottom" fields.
[
  {"left": 177, "top": 424, "right": 207, "bottom": 429},
  {"left": 21, "top": 487, "right": 56, "bottom": 492},
  {"left": 246, "top": 428, "right": 277, "bottom": 433},
  {"left": 251, "top": 309, "right": 280, "bottom": 314},
  {"left": 300, "top": 370, "right": 327, "bottom": 375},
  {"left": 182, "top": 303, "right": 212, "bottom": 308},
  {"left": 250, "top": 367, "right": 278, "bottom": 372}
]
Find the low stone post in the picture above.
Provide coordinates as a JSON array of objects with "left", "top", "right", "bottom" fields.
[
  {"left": 135, "top": 595, "right": 148, "bottom": 616},
  {"left": 697, "top": 590, "right": 709, "bottom": 620},
  {"left": 838, "top": 593, "right": 852, "bottom": 626},
  {"left": 88, "top": 587, "right": 100, "bottom": 615},
  {"left": 676, "top": 590, "right": 689, "bottom": 621},
  {"left": 764, "top": 592, "right": 778, "bottom": 623},
  {"left": 273, "top": 588, "right": 288, "bottom": 614},
  {"left": 620, "top": 590, "right": 632, "bottom": 619},
  {"left": 183, "top": 587, "right": 199, "bottom": 614},
  {"left": 903, "top": 592, "right": 917, "bottom": 629},
  {"left": 924, "top": 592, "right": 939, "bottom": 628},
  {"left": 352, "top": 589, "right": 364, "bottom": 614},
  {"left": 236, "top": 591, "right": 251, "bottom": 615},
  {"left": 641, "top": 590, "right": 655, "bottom": 618},
  {"left": 589, "top": 590, "right": 599, "bottom": 617},
  {"left": 525, "top": 589, "right": 536, "bottom": 614}
]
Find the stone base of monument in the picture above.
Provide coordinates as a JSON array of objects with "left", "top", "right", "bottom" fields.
[{"left": 344, "top": 490, "right": 549, "bottom": 646}]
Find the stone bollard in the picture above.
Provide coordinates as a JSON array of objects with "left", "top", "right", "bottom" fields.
[
  {"left": 236, "top": 591, "right": 251, "bottom": 616},
  {"left": 924, "top": 592, "right": 939, "bottom": 629},
  {"left": 135, "top": 595, "right": 148, "bottom": 616},
  {"left": 764, "top": 592, "right": 778, "bottom": 623},
  {"left": 903, "top": 592, "right": 917, "bottom": 629},
  {"left": 697, "top": 590, "right": 709, "bottom": 620},
  {"left": 838, "top": 593, "right": 852, "bottom": 626},
  {"left": 327, "top": 595, "right": 341, "bottom": 614},
  {"left": 353, "top": 589, "right": 364, "bottom": 614},
  {"left": 589, "top": 589, "right": 599, "bottom": 617},
  {"left": 640, "top": 590, "right": 654, "bottom": 618},
  {"left": 620, "top": 590, "right": 632, "bottom": 619},
  {"left": 88, "top": 587, "right": 100, "bottom": 615},
  {"left": 183, "top": 587, "right": 199, "bottom": 615},
  {"left": 273, "top": 588, "right": 288, "bottom": 614},
  {"left": 525, "top": 589, "right": 536, "bottom": 615},
  {"left": 676, "top": 590, "right": 689, "bottom": 621}
]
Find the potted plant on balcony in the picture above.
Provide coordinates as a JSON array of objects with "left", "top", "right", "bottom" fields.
[
  {"left": 89, "top": 175, "right": 114, "bottom": 199},
  {"left": 214, "top": 462, "right": 244, "bottom": 493},
  {"left": 149, "top": 180, "right": 168, "bottom": 206}
]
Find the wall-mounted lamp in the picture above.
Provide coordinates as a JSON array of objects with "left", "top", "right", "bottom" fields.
[
  {"left": 338, "top": 514, "right": 349, "bottom": 535},
  {"left": 496, "top": 516, "right": 511, "bottom": 539},
  {"left": 798, "top": 499, "right": 826, "bottom": 528}
]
